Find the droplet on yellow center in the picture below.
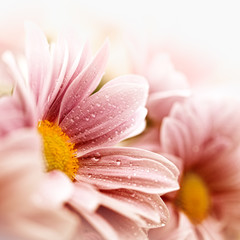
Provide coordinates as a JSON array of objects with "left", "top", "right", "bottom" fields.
[
  {"left": 38, "top": 120, "right": 79, "bottom": 181},
  {"left": 175, "top": 172, "right": 211, "bottom": 224}
]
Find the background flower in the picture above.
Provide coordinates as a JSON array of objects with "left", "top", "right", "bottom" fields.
[{"left": 147, "top": 95, "right": 240, "bottom": 239}]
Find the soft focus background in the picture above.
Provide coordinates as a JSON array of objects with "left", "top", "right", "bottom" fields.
[{"left": 1, "top": 0, "right": 240, "bottom": 94}]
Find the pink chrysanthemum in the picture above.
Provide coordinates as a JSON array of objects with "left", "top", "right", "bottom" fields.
[
  {"left": 125, "top": 38, "right": 191, "bottom": 155},
  {"left": 0, "top": 95, "right": 79, "bottom": 240},
  {"left": 127, "top": 36, "right": 191, "bottom": 122},
  {"left": 1, "top": 23, "right": 179, "bottom": 240},
  {"left": 147, "top": 95, "right": 240, "bottom": 240}
]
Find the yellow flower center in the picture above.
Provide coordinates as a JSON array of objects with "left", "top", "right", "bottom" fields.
[
  {"left": 38, "top": 120, "right": 79, "bottom": 181},
  {"left": 175, "top": 172, "right": 211, "bottom": 224}
]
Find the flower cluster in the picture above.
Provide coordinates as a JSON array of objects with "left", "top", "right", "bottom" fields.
[{"left": 0, "top": 23, "right": 240, "bottom": 240}]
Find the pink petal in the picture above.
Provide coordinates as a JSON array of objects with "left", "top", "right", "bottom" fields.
[
  {"left": 196, "top": 217, "right": 224, "bottom": 240},
  {"left": 60, "top": 75, "right": 148, "bottom": 151},
  {"left": 44, "top": 41, "right": 94, "bottom": 122},
  {"left": 99, "top": 189, "right": 169, "bottom": 228},
  {"left": 42, "top": 40, "right": 69, "bottom": 121},
  {"left": 97, "top": 207, "right": 148, "bottom": 240},
  {"left": 124, "top": 126, "right": 162, "bottom": 153},
  {"left": 148, "top": 204, "right": 197, "bottom": 240},
  {"left": 57, "top": 30, "right": 91, "bottom": 84},
  {"left": 145, "top": 53, "right": 189, "bottom": 93},
  {"left": 2, "top": 52, "right": 37, "bottom": 127},
  {"left": 70, "top": 181, "right": 101, "bottom": 212},
  {"left": 76, "top": 147, "right": 179, "bottom": 194},
  {"left": 161, "top": 100, "right": 211, "bottom": 168},
  {"left": 10, "top": 207, "right": 79, "bottom": 240},
  {"left": 161, "top": 117, "right": 192, "bottom": 163},
  {"left": 25, "top": 22, "right": 50, "bottom": 108},
  {"left": 0, "top": 129, "right": 42, "bottom": 214},
  {"left": 35, "top": 170, "right": 74, "bottom": 208},
  {"left": 75, "top": 107, "right": 147, "bottom": 154},
  {"left": 147, "top": 89, "right": 191, "bottom": 122},
  {"left": 77, "top": 205, "right": 119, "bottom": 240},
  {"left": 0, "top": 96, "right": 27, "bottom": 137},
  {"left": 57, "top": 40, "right": 109, "bottom": 123}
]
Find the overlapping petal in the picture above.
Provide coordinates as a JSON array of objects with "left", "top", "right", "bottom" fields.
[
  {"left": 76, "top": 147, "right": 179, "bottom": 194},
  {"left": 99, "top": 189, "right": 169, "bottom": 228},
  {"left": 25, "top": 22, "right": 50, "bottom": 107},
  {"left": 0, "top": 128, "right": 42, "bottom": 214},
  {"left": 60, "top": 75, "right": 148, "bottom": 152}
]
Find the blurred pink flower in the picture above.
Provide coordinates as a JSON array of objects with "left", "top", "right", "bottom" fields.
[
  {"left": 127, "top": 36, "right": 191, "bottom": 123},
  {"left": 147, "top": 96, "right": 240, "bottom": 239},
  {"left": 1, "top": 23, "right": 179, "bottom": 239},
  {"left": 0, "top": 95, "right": 79, "bottom": 240}
]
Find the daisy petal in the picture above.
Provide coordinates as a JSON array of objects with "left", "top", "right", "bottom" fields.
[
  {"left": 148, "top": 204, "right": 198, "bottom": 240},
  {"left": 11, "top": 207, "right": 79, "bottom": 240},
  {"left": 78, "top": 206, "right": 119, "bottom": 240},
  {"left": 76, "top": 147, "right": 179, "bottom": 194},
  {"left": 70, "top": 181, "right": 100, "bottom": 212},
  {"left": 58, "top": 40, "right": 109, "bottom": 122},
  {"left": 36, "top": 170, "right": 74, "bottom": 208},
  {"left": 0, "top": 129, "right": 42, "bottom": 214},
  {"left": 25, "top": 22, "right": 50, "bottom": 106},
  {"left": 147, "top": 89, "right": 191, "bottom": 122},
  {"left": 75, "top": 107, "right": 147, "bottom": 153},
  {"left": 60, "top": 75, "right": 148, "bottom": 151},
  {"left": 100, "top": 189, "right": 169, "bottom": 228},
  {"left": 98, "top": 207, "right": 148, "bottom": 240}
]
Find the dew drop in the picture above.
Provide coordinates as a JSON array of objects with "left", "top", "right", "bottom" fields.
[
  {"left": 92, "top": 156, "right": 101, "bottom": 162},
  {"left": 91, "top": 113, "right": 96, "bottom": 118},
  {"left": 116, "top": 159, "right": 121, "bottom": 166},
  {"left": 130, "top": 192, "right": 136, "bottom": 197}
]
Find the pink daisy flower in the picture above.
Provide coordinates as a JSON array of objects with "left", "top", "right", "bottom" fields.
[
  {"left": 0, "top": 94, "right": 79, "bottom": 240},
  {"left": 125, "top": 38, "right": 191, "bottom": 155},
  {"left": 147, "top": 95, "right": 240, "bottom": 239},
  {"left": 1, "top": 23, "right": 179, "bottom": 239},
  {"left": 127, "top": 36, "right": 191, "bottom": 122}
]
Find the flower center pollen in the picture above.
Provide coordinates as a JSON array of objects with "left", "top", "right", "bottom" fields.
[
  {"left": 38, "top": 120, "right": 79, "bottom": 181},
  {"left": 175, "top": 172, "right": 211, "bottom": 224}
]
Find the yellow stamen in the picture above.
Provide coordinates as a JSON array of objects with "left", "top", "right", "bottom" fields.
[
  {"left": 175, "top": 172, "right": 211, "bottom": 224},
  {"left": 38, "top": 120, "right": 79, "bottom": 181}
]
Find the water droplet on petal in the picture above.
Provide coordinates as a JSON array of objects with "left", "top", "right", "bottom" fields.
[
  {"left": 92, "top": 156, "right": 101, "bottom": 162},
  {"left": 130, "top": 192, "right": 136, "bottom": 197},
  {"left": 91, "top": 113, "right": 96, "bottom": 118},
  {"left": 116, "top": 159, "right": 121, "bottom": 166}
]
